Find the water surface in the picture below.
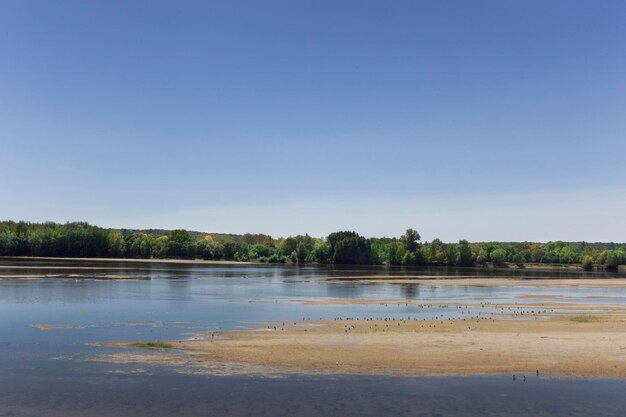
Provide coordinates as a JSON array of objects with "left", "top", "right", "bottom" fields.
[{"left": 1, "top": 258, "right": 625, "bottom": 416}]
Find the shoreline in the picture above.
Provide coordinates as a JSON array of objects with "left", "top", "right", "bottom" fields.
[
  {"left": 325, "top": 277, "right": 626, "bottom": 288},
  {"left": 1, "top": 256, "right": 615, "bottom": 272},
  {"left": 0, "top": 256, "right": 259, "bottom": 266}
]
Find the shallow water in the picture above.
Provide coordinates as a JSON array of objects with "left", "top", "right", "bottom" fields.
[
  {"left": 3, "top": 372, "right": 626, "bottom": 417},
  {"left": 1, "top": 258, "right": 625, "bottom": 416}
]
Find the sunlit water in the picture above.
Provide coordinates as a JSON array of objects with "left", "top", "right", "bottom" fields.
[{"left": 1, "top": 258, "right": 626, "bottom": 416}]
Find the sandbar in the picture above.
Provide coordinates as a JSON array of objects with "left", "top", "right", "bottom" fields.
[{"left": 108, "top": 310, "right": 626, "bottom": 378}]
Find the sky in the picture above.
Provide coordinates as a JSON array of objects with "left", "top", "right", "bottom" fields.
[{"left": 1, "top": 1, "right": 625, "bottom": 242}]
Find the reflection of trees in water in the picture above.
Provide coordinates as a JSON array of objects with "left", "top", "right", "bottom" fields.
[
  {"left": 165, "top": 275, "right": 193, "bottom": 303},
  {"left": 324, "top": 282, "right": 371, "bottom": 299},
  {"left": 400, "top": 284, "right": 420, "bottom": 300}
]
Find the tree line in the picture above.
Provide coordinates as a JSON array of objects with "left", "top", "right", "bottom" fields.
[{"left": 0, "top": 221, "right": 624, "bottom": 270}]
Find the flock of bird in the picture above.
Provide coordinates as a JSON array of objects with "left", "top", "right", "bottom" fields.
[
  {"left": 217, "top": 299, "right": 558, "bottom": 379},
  {"left": 253, "top": 301, "right": 558, "bottom": 335}
]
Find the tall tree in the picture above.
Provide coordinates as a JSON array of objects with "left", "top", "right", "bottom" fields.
[
  {"left": 107, "top": 230, "right": 125, "bottom": 257},
  {"left": 458, "top": 240, "right": 474, "bottom": 266},
  {"left": 400, "top": 228, "right": 421, "bottom": 253}
]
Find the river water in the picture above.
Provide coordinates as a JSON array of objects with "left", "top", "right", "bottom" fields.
[{"left": 1, "top": 258, "right": 625, "bottom": 416}]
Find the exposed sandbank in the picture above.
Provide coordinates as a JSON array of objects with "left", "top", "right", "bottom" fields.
[
  {"left": 33, "top": 324, "right": 85, "bottom": 330},
  {"left": 297, "top": 300, "right": 626, "bottom": 314},
  {"left": 327, "top": 277, "right": 626, "bottom": 288},
  {"left": 104, "top": 279, "right": 626, "bottom": 378},
  {"left": 107, "top": 308, "right": 626, "bottom": 378}
]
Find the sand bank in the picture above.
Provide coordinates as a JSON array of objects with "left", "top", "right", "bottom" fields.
[
  {"left": 33, "top": 324, "right": 85, "bottom": 330},
  {"left": 328, "top": 277, "right": 626, "bottom": 289},
  {"left": 108, "top": 310, "right": 626, "bottom": 378}
]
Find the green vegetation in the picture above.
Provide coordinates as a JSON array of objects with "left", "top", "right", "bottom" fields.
[
  {"left": 129, "top": 341, "right": 173, "bottom": 349},
  {"left": 0, "top": 220, "right": 624, "bottom": 270},
  {"left": 570, "top": 316, "right": 600, "bottom": 323}
]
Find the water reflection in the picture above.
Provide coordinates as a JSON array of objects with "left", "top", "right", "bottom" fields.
[
  {"left": 399, "top": 283, "right": 420, "bottom": 299},
  {"left": 2, "top": 258, "right": 626, "bottom": 416}
]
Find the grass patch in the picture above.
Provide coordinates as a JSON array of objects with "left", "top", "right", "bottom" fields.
[
  {"left": 129, "top": 341, "right": 173, "bottom": 349},
  {"left": 570, "top": 316, "right": 599, "bottom": 323}
]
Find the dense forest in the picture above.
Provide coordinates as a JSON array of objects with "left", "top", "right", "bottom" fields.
[{"left": 0, "top": 221, "right": 624, "bottom": 270}]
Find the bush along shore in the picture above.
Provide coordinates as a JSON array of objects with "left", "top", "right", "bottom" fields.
[{"left": 0, "top": 221, "right": 624, "bottom": 271}]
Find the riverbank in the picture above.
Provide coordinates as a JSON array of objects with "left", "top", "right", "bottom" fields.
[
  {"left": 3, "top": 256, "right": 622, "bottom": 273},
  {"left": 0, "top": 256, "right": 257, "bottom": 266}
]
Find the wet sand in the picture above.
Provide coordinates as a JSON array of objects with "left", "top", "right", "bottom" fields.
[
  {"left": 108, "top": 308, "right": 626, "bottom": 378},
  {"left": 328, "top": 277, "right": 626, "bottom": 288},
  {"left": 97, "top": 277, "right": 626, "bottom": 378},
  {"left": 33, "top": 324, "right": 85, "bottom": 330},
  {"left": 298, "top": 298, "right": 626, "bottom": 312}
]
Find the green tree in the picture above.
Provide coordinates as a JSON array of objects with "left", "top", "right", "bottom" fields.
[
  {"left": 308, "top": 241, "right": 329, "bottom": 263},
  {"left": 169, "top": 229, "right": 192, "bottom": 243},
  {"left": 328, "top": 231, "right": 373, "bottom": 264},
  {"left": 604, "top": 249, "right": 625, "bottom": 271},
  {"left": 457, "top": 240, "right": 474, "bottom": 266},
  {"left": 0, "top": 230, "right": 17, "bottom": 256},
  {"left": 444, "top": 244, "right": 460, "bottom": 265},
  {"left": 400, "top": 228, "right": 421, "bottom": 253},
  {"left": 425, "top": 239, "right": 445, "bottom": 264},
  {"left": 296, "top": 242, "right": 308, "bottom": 263},
  {"left": 581, "top": 255, "right": 594, "bottom": 271},
  {"left": 280, "top": 237, "right": 298, "bottom": 256},
  {"left": 490, "top": 248, "right": 507, "bottom": 266},
  {"left": 387, "top": 241, "right": 407, "bottom": 265}
]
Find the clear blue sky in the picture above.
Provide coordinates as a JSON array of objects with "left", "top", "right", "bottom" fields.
[{"left": 1, "top": 1, "right": 625, "bottom": 242}]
